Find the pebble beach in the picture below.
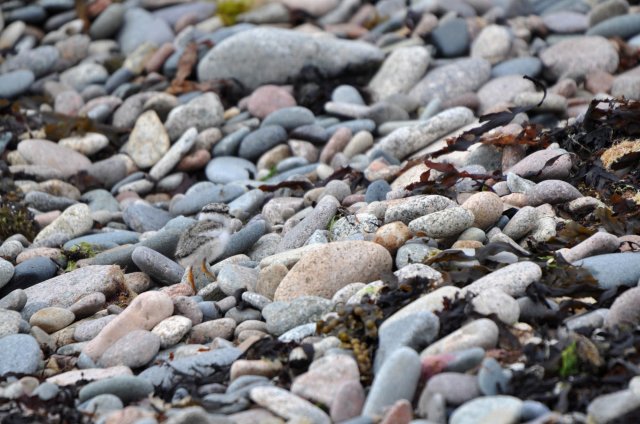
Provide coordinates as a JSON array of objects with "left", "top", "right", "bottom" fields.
[{"left": 1, "top": 0, "right": 640, "bottom": 423}]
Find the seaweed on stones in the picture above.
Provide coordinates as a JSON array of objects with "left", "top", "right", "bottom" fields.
[
  {"left": 511, "top": 328, "right": 640, "bottom": 414},
  {"left": 0, "top": 382, "right": 92, "bottom": 424},
  {"left": 292, "top": 65, "right": 374, "bottom": 115}
]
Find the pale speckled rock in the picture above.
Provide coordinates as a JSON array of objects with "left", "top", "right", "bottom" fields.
[
  {"left": 277, "top": 195, "right": 339, "bottom": 252},
  {"left": 164, "top": 93, "right": 224, "bottom": 141},
  {"left": 368, "top": 46, "right": 431, "bottom": 102},
  {"left": 151, "top": 315, "right": 192, "bottom": 349},
  {"left": 502, "top": 206, "right": 537, "bottom": 240},
  {"left": 198, "top": 27, "right": 383, "bottom": 91},
  {"left": 408, "top": 206, "right": 474, "bottom": 239},
  {"left": 274, "top": 241, "right": 392, "bottom": 301},
  {"left": 121, "top": 110, "right": 170, "bottom": 169},
  {"left": 471, "top": 289, "right": 520, "bottom": 324},
  {"left": 374, "top": 107, "right": 475, "bottom": 160},
  {"left": 421, "top": 318, "right": 499, "bottom": 357},
  {"left": 81, "top": 291, "right": 174, "bottom": 365},
  {"left": 384, "top": 195, "right": 454, "bottom": 225},
  {"left": 470, "top": 24, "right": 512, "bottom": 65},
  {"left": 463, "top": 261, "right": 542, "bottom": 297},
  {"left": 462, "top": 192, "right": 503, "bottom": 229},
  {"left": 250, "top": 386, "right": 331, "bottom": 424}
]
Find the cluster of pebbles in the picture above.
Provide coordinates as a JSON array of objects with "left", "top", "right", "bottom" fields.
[{"left": 2, "top": 0, "right": 640, "bottom": 423}]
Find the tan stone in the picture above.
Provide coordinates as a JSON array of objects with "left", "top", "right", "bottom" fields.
[
  {"left": 81, "top": 291, "right": 173, "bottom": 362},
  {"left": 373, "top": 222, "right": 412, "bottom": 253},
  {"left": 462, "top": 191, "right": 503, "bottom": 229},
  {"left": 274, "top": 241, "right": 392, "bottom": 301}
]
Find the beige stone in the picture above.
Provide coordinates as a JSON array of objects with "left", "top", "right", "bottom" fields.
[
  {"left": 81, "top": 291, "right": 174, "bottom": 362},
  {"left": 274, "top": 241, "right": 392, "bottom": 301}
]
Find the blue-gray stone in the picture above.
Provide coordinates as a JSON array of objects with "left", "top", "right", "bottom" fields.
[
  {"left": 213, "top": 127, "right": 250, "bottom": 157},
  {"left": 88, "top": 228, "right": 183, "bottom": 269},
  {"left": 220, "top": 219, "right": 267, "bottom": 260},
  {"left": 362, "top": 347, "right": 421, "bottom": 417},
  {"left": 152, "top": 2, "right": 217, "bottom": 27},
  {"left": 105, "top": 68, "right": 134, "bottom": 94},
  {"left": 261, "top": 106, "right": 315, "bottom": 130},
  {"left": 228, "top": 189, "right": 266, "bottom": 220},
  {"left": 205, "top": 156, "right": 257, "bottom": 184},
  {"left": 375, "top": 311, "right": 440, "bottom": 373},
  {"left": 90, "top": 3, "right": 126, "bottom": 39},
  {"left": 477, "top": 357, "right": 512, "bottom": 395},
  {"left": 0, "top": 334, "right": 42, "bottom": 376},
  {"left": 332, "top": 85, "right": 366, "bottom": 105},
  {"left": 5, "top": 5, "right": 46, "bottom": 24},
  {"left": 132, "top": 246, "right": 184, "bottom": 286},
  {"left": 33, "top": 382, "right": 60, "bottom": 401},
  {"left": 586, "top": 12, "right": 640, "bottom": 39},
  {"left": 263, "top": 296, "right": 332, "bottom": 336},
  {"left": 198, "top": 301, "right": 220, "bottom": 321},
  {"left": 24, "top": 191, "right": 76, "bottom": 212},
  {"left": 238, "top": 125, "right": 288, "bottom": 161},
  {"left": 365, "top": 180, "right": 391, "bottom": 203},
  {"left": 491, "top": 57, "right": 543, "bottom": 78},
  {"left": 170, "top": 184, "right": 246, "bottom": 216},
  {"left": 117, "top": 8, "right": 174, "bottom": 55},
  {"left": 264, "top": 164, "right": 319, "bottom": 184},
  {"left": 123, "top": 203, "right": 173, "bottom": 233},
  {"left": 0, "top": 289, "right": 26, "bottom": 312},
  {"left": 521, "top": 400, "right": 551, "bottom": 421},
  {"left": 78, "top": 375, "right": 154, "bottom": 403},
  {"left": 1, "top": 46, "right": 59, "bottom": 77},
  {"left": 572, "top": 252, "right": 640, "bottom": 289},
  {"left": 431, "top": 18, "right": 469, "bottom": 58},
  {"left": 444, "top": 347, "right": 486, "bottom": 373},
  {"left": 275, "top": 157, "right": 309, "bottom": 173},
  {"left": 1, "top": 257, "right": 58, "bottom": 297},
  {"left": 326, "top": 119, "right": 376, "bottom": 136},
  {"left": 63, "top": 231, "right": 140, "bottom": 251},
  {"left": 77, "top": 393, "right": 123, "bottom": 417},
  {"left": 0, "top": 70, "right": 35, "bottom": 99},
  {"left": 277, "top": 195, "right": 338, "bottom": 252},
  {"left": 289, "top": 124, "right": 330, "bottom": 144}
]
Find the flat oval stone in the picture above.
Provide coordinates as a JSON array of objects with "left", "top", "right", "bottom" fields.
[
  {"left": 78, "top": 375, "right": 154, "bottom": 403},
  {"left": 29, "top": 306, "right": 75, "bottom": 333},
  {"left": 18, "top": 139, "right": 91, "bottom": 179}
]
